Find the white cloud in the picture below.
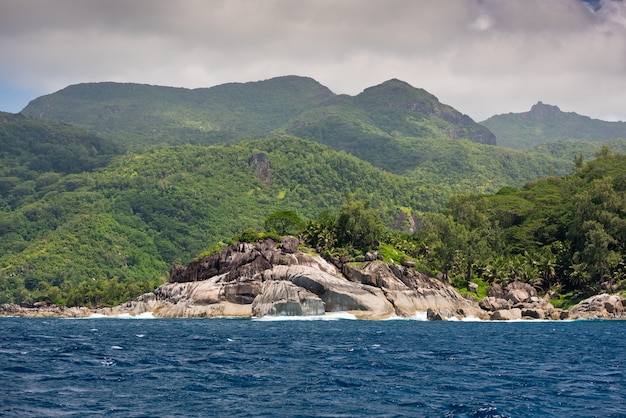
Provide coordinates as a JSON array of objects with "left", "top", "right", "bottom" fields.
[{"left": 1, "top": 0, "right": 625, "bottom": 121}]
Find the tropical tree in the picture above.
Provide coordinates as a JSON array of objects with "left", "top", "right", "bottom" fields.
[
  {"left": 264, "top": 210, "right": 305, "bottom": 235},
  {"left": 334, "top": 197, "right": 385, "bottom": 252}
]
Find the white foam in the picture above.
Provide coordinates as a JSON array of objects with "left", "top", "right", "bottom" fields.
[
  {"left": 87, "top": 313, "right": 109, "bottom": 319},
  {"left": 446, "top": 315, "right": 484, "bottom": 322},
  {"left": 87, "top": 312, "right": 156, "bottom": 319},
  {"left": 253, "top": 312, "right": 358, "bottom": 321},
  {"left": 412, "top": 311, "right": 429, "bottom": 321}
]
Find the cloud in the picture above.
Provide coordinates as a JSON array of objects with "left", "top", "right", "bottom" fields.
[{"left": 1, "top": 0, "right": 625, "bottom": 121}]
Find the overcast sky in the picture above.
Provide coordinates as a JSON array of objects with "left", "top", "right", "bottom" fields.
[{"left": 1, "top": 0, "right": 625, "bottom": 121}]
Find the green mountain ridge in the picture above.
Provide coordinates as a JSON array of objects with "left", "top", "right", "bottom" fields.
[
  {"left": 22, "top": 76, "right": 495, "bottom": 160},
  {"left": 3, "top": 76, "right": 626, "bottom": 307},
  {"left": 22, "top": 76, "right": 336, "bottom": 146},
  {"left": 481, "top": 101, "right": 626, "bottom": 149}
]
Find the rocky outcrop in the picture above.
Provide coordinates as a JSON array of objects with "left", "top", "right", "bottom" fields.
[
  {"left": 569, "top": 294, "right": 626, "bottom": 319},
  {"left": 503, "top": 281, "right": 536, "bottom": 304},
  {"left": 108, "top": 238, "right": 488, "bottom": 320},
  {"left": 480, "top": 281, "right": 570, "bottom": 320},
  {"left": 0, "top": 302, "right": 93, "bottom": 318},
  {"left": 251, "top": 280, "right": 325, "bottom": 317}
]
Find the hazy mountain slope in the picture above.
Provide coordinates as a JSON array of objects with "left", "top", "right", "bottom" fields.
[
  {"left": 22, "top": 77, "right": 495, "bottom": 153},
  {"left": 482, "top": 102, "right": 626, "bottom": 149},
  {"left": 21, "top": 76, "right": 335, "bottom": 146},
  {"left": 285, "top": 79, "right": 496, "bottom": 174}
]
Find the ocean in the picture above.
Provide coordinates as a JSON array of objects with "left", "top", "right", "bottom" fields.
[{"left": 1, "top": 316, "right": 625, "bottom": 417}]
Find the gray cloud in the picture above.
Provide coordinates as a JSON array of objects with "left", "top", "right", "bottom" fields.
[{"left": 1, "top": 0, "right": 625, "bottom": 121}]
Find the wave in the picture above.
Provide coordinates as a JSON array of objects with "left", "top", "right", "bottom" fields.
[
  {"left": 252, "top": 312, "right": 358, "bottom": 321},
  {"left": 86, "top": 312, "right": 156, "bottom": 319}
]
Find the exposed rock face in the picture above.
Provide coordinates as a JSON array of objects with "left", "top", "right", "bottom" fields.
[
  {"left": 490, "top": 308, "right": 522, "bottom": 321},
  {"left": 487, "top": 282, "right": 504, "bottom": 299},
  {"left": 0, "top": 302, "right": 92, "bottom": 318},
  {"left": 251, "top": 280, "right": 325, "bottom": 317},
  {"left": 570, "top": 294, "right": 626, "bottom": 319},
  {"left": 479, "top": 297, "right": 512, "bottom": 312},
  {"left": 504, "top": 281, "right": 536, "bottom": 303},
  {"left": 112, "top": 239, "right": 487, "bottom": 319}
]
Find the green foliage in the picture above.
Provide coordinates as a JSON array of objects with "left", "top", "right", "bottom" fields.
[
  {"left": 22, "top": 77, "right": 335, "bottom": 147},
  {"left": 300, "top": 198, "right": 386, "bottom": 257},
  {"left": 1, "top": 136, "right": 440, "bottom": 305},
  {"left": 413, "top": 153, "right": 626, "bottom": 302},
  {"left": 335, "top": 198, "right": 385, "bottom": 252},
  {"left": 456, "top": 278, "right": 490, "bottom": 301},
  {"left": 0, "top": 112, "right": 120, "bottom": 210},
  {"left": 302, "top": 211, "right": 337, "bottom": 254},
  {"left": 264, "top": 210, "right": 305, "bottom": 235}
]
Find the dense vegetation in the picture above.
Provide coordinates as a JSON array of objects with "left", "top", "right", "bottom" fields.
[
  {"left": 293, "top": 152, "right": 626, "bottom": 307},
  {"left": 414, "top": 151, "right": 626, "bottom": 306},
  {"left": 0, "top": 135, "right": 441, "bottom": 306},
  {"left": 482, "top": 102, "right": 626, "bottom": 149},
  {"left": 3, "top": 77, "right": 626, "bottom": 308},
  {"left": 21, "top": 76, "right": 335, "bottom": 147}
]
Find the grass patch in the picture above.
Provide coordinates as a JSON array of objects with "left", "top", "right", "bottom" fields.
[
  {"left": 550, "top": 291, "right": 588, "bottom": 310},
  {"left": 455, "top": 277, "right": 489, "bottom": 300}
]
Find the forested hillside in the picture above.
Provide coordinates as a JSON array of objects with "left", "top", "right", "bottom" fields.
[
  {"left": 21, "top": 76, "right": 336, "bottom": 147},
  {"left": 0, "top": 112, "right": 121, "bottom": 210},
  {"left": 0, "top": 135, "right": 439, "bottom": 305},
  {"left": 22, "top": 77, "right": 498, "bottom": 169},
  {"left": 4, "top": 76, "right": 626, "bottom": 308},
  {"left": 482, "top": 101, "right": 626, "bottom": 149},
  {"left": 413, "top": 150, "right": 626, "bottom": 306}
]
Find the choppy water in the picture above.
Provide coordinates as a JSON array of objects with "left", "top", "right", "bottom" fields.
[{"left": 1, "top": 316, "right": 625, "bottom": 417}]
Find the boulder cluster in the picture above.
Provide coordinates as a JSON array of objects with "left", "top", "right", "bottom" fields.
[
  {"left": 476, "top": 281, "right": 625, "bottom": 320},
  {"left": 478, "top": 281, "right": 568, "bottom": 320}
]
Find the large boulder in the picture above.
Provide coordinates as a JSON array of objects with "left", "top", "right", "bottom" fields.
[
  {"left": 251, "top": 280, "right": 325, "bottom": 317},
  {"left": 504, "top": 281, "right": 536, "bottom": 304},
  {"left": 283, "top": 265, "right": 396, "bottom": 319},
  {"left": 479, "top": 296, "right": 512, "bottom": 312},
  {"left": 490, "top": 308, "right": 522, "bottom": 321},
  {"left": 280, "top": 236, "right": 300, "bottom": 254},
  {"left": 570, "top": 294, "right": 625, "bottom": 319},
  {"left": 385, "top": 288, "right": 485, "bottom": 319},
  {"left": 487, "top": 282, "right": 504, "bottom": 298}
]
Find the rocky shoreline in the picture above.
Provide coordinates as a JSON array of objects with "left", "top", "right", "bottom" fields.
[{"left": 2, "top": 238, "right": 625, "bottom": 320}]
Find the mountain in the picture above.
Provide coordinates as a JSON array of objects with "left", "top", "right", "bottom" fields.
[
  {"left": 286, "top": 79, "right": 496, "bottom": 173},
  {"left": 6, "top": 76, "right": 626, "bottom": 308},
  {"left": 481, "top": 102, "right": 626, "bottom": 149},
  {"left": 21, "top": 76, "right": 335, "bottom": 146},
  {"left": 21, "top": 77, "right": 495, "bottom": 167}
]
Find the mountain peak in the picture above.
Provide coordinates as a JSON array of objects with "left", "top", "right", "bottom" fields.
[{"left": 528, "top": 101, "right": 561, "bottom": 120}]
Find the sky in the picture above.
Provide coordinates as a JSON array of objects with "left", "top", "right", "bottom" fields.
[{"left": 1, "top": 0, "right": 625, "bottom": 122}]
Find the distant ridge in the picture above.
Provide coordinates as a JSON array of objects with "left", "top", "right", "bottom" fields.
[
  {"left": 481, "top": 101, "right": 626, "bottom": 149},
  {"left": 21, "top": 76, "right": 495, "bottom": 153}
]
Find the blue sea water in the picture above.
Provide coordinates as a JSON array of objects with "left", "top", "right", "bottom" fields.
[{"left": 1, "top": 316, "right": 625, "bottom": 417}]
